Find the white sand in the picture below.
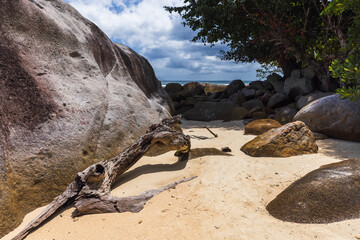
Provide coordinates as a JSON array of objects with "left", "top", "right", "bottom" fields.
[{"left": 3, "top": 120, "right": 360, "bottom": 240}]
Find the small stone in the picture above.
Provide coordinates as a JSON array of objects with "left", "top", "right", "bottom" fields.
[
  {"left": 221, "top": 147, "right": 232, "bottom": 152},
  {"left": 138, "top": 220, "right": 143, "bottom": 224}
]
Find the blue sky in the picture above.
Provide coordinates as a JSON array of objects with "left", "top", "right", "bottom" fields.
[{"left": 64, "top": 0, "right": 260, "bottom": 81}]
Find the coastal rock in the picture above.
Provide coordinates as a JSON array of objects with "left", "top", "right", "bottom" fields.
[
  {"left": 204, "top": 83, "right": 227, "bottom": 95},
  {"left": 244, "top": 119, "right": 282, "bottom": 135},
  {"left": 241, "top": 121, "right": 318, "bottom": 157},
  {"left": 0, "top": 0, "right": 170, "bottom": 237},
  {"left": 251, "top": 111, "right": 267, "bottom": 119},
  {"left": 183, "top": 101, "right": 248, "bottom": 121},
  {"left": 296, "top": 91, "right": 334, "bottom": 110},
  {"left": 240, "top": 88, "right": 256, "bottom": 100},
  {"left": 294, "top": 94, "right": 360, "bottom": 141},
  {"left": 228, "top": 92, "right": 246, "bottom": 106},
  {"left": 266, "top": 73, "right": 284, "bottom": 93},
  {"left": 183, "top": 82, "right": 205, "bottom": 96},
  {"left": 221, "top": 79, "right": 245, "bottom": 99},
  {"left": 266, "top": 93, "right": 290, "bottom": 110},
  {"left": 284, "top": 74, "right": 314, "bottom": 96},
  {"left": 267, "top": 159, "right": 360, "bottom": 223},
  {"left": 274, "top": 106, "right": 298, "bottom": 124},
  {"left": 164, "top": 83, "right": 183, "bottom": 94},
  {"left": 241, "top": 99, "right": 264, "bottom": 111},
  {"left": 249, "top": 80, "right": 266, "bottom": 91}
]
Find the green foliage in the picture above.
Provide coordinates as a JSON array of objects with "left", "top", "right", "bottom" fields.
[
  {"left": 256, "top": 62, "right": 283, "bottom": 80},
  {"left": 324, "top": 0, "right": 360, "bottom": 100},
  {"left": 330, "top": 55, "right": 360, "bottom": 101}
]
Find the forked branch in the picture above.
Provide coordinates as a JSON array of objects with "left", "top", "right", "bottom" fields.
[{"left": 13, "top": 116, "right": 193, "bottom": 240}]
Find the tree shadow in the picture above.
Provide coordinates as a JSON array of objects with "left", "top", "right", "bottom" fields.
[
  {"left": 113, "top": 147, "right": 232, "bottom": 188},
  {"left": 317, "top": 138, "right": 360, "bottom": 160}
]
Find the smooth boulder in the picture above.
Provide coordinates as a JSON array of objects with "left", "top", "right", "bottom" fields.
[
  {"left": 267, "top": 159, "right": 360, "bottom": 223},
  {"left": 241, "top": 121, "right": 318, "bottom": 157},
  {"left": 0, "top": 0, "right": 170, "bottom": 236},
  {"left": 294, "top": 94, "right": 360, "bottom": 141},
  {"left": 244, "top": 119, "right": 282, "bottom": 135}
]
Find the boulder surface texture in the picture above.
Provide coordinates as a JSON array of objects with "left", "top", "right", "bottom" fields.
[
  {"left": 267, "top": 159, "right": 360, "bottom": 223},
  {"left": 294, "top": 94, "right": 360, "bottom": 141},
  {"left": 244, "top": 119, "right": 282, "bottom": 135},
  {"left": 241, "top": 121, "right": 318, "bottom": 157},
  {"left": 0, "top": 0, "right": 170, "bottom": 236}
]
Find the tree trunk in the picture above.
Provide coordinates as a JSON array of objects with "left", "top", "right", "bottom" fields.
[
  {"left": 12, "top": 116, "right": 194, "bottom": 240},
  {"left": 278, "top": 57, "right": 301, "bottom": 78}
]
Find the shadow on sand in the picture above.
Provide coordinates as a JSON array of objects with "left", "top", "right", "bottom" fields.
[
  {"left": 113, "top": 147, "right": 231, "bottom": 188},
  {"left": 318, "top": 138, "right": 360, "bottom": 160}
]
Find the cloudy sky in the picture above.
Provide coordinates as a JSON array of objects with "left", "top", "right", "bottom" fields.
[{"left": 64, "top": 0, "right": 260, "bottom": 82}]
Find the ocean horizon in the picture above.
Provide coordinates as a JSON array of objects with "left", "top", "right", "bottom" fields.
[{"left": 161, "top": 80, "right": 254, "bottom": 86}]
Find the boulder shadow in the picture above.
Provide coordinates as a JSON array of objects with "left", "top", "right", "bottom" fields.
[
  {"left": 317, "top": 138, "right": 360, "bottom": 160},
  {"left": 113, "top": 148, "right": 232, "bottom": 188}
]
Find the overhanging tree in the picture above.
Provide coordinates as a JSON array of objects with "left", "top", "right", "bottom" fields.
[{"left": 166, "top": 0, "right": 356, "bottom": 91}]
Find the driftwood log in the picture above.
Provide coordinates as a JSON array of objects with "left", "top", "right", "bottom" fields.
[{"left": 13, "top": 116, "right": 193, "bottom": 240}]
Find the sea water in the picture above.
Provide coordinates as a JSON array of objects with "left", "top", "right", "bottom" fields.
[{"left": 161, "top": 80, "right": 254, "bottom": 87}]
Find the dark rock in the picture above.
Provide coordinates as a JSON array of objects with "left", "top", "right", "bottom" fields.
[
  {"left": 244, "top": 119, "right": 282, "bottom": 135},
  {"left": 240, "top": 88, "right": 256, "bottom": 100},
  {"left": 221, "top": 147, "right": 232, "bottom": 152},
  {"left": 294, "top": 94, "right": 360, "bottom": 141},
  {"left": 262, "top": 80, "right": 275, "bottom": 91},
  {"left": 164, "top": 83, "right": 183, "bottom": 94},
  {"left": 274, "top": 107, "right": 298, "bottom": 124},
  {"left": 241, "top": 99, "right": 264, "bottom": 111},
  {"left": 252, "top": 111, "right": 267, "bottom": 120},
  {"left": 249, "top": 80, "right": 265, "bottom": 90},
  {"left": 266, "top": 93, "right": 290, "bottom": 110},
  {"left": 261, "top": 93, "right": 272, "bottom": 105},
  {"left": 266, "top": 73, "right": 284, "bottom": 93},
  {"left": 183, "top": 82, "right": 205, "bottom": 96},
  {"left": 267, "top": 159, "right": 360, "bottom": 223},
  {"left": 284, "top": 70, "right": 314, "bottom": 96},
  {"left": 228, "top": 92, "right": 246, "bottom": 106},
  {"left": 296, "top": 91, "right": 335, "bottom": 110},
  {"left": 241, "top": 121, "right": 318, "bottom": 157},
  {"left": 221, "top": 80, "right": 245, "bottom": 99},
  {"left": 183, "top": 101, "right": 249, "bottom": 121}
]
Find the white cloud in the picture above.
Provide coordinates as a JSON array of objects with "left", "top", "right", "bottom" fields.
[{"left": 64, "top": 0, "right": 259, "bottom": 81}]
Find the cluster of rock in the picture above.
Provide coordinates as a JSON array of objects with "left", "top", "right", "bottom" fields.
[{"left": 164, "top": 70, "right": 334, "bottom": 124}]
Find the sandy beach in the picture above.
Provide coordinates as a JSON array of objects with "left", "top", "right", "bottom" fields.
[{"left": 3, "top": 120, "right": 360, "bottom": 240}]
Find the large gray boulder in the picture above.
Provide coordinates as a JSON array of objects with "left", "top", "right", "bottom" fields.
[
  {"left": 296, "top": 91, "right": 334, "bottom": 110},
  {"left": 294, "top": 94, "right": 360, "bottom": 141},
  {"left": 0, "top": 0, "right": 170, "bottom": 236}
]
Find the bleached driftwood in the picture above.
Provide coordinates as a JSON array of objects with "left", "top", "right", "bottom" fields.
[{"left": 13, "top": 116, "right": 193, "bottom": 240}]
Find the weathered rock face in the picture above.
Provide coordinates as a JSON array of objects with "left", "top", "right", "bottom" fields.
[
  {"left": 241, "top": 121, "right": 318, "bottom": 157},
  {"left": 294, "top": 94, "right": 360, "bottom": 141},
  {"left": 183, "top": 101, "right": 248, "bottom": 121},
  {"left": 267, "top": 159, "right": 360, "bottom": 223},
  {"left": 296, "top": 91, "right": 335, "bottom": 110},
  {"left": 0, "top": 0, "right": 170, "bottom": 237},
  {"left": 244, "top": 119, "right": 282, "bottom": 135}
]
